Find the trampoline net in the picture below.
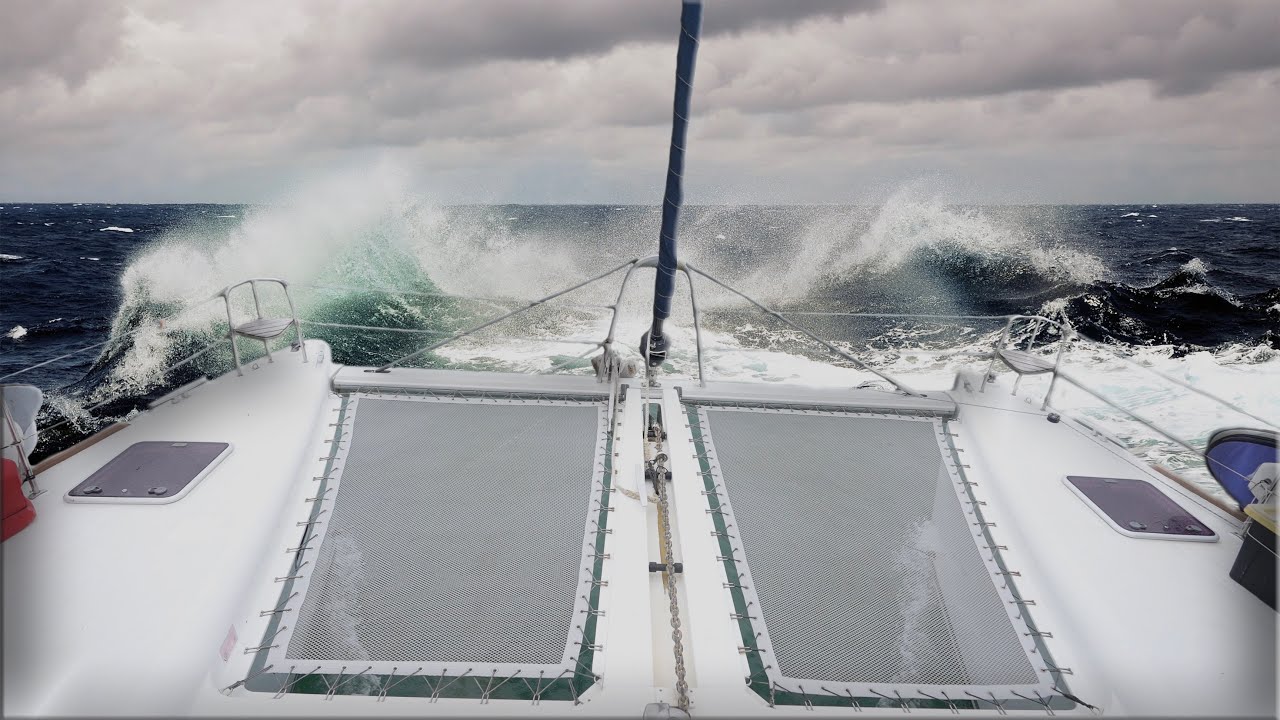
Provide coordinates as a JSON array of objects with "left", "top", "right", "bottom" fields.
[
  {"left": 694, "top": 406, "right": 1049, "bottom": 695},
  {"left": 268, "top": 394, "right": 606, "bottom": 676}
]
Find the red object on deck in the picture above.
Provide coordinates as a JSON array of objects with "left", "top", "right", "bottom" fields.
[{"left": 2, "top": 458, "right": 36, "bottom": 540}]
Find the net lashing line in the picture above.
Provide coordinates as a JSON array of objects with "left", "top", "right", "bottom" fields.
[
  {"left": 231, "top": 391, "right": 612, "bottom": 704},
  {"left": 685, "top": 404, "right": 1096, "bottom": 713}
]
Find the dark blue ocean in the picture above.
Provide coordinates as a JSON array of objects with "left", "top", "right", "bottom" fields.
[{"left": 2, "top": 200, "right": 1278, "bottom": 463}]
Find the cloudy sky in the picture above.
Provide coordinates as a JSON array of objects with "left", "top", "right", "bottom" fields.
[{"left": 2, "top": 0, "right": 1278, "bottom": 204}]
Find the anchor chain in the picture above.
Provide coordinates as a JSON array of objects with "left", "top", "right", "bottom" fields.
[
  {"left": 657, "top": 464, "right": 690, "bottom": 712},
  {"left": 645, "top": 368, "right": 690, "bottom": 713}
]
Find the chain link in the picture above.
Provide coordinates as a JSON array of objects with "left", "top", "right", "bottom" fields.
[
  {"left": 644, "top": 367, "right": 690, "bottom": 713},
  {"left": 657, "top": 466, "right": 690, "bottom": 711}
]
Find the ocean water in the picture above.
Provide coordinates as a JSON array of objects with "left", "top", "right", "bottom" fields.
[{"left": 2, "top": 188, "right": 1277, "bottom": 497}]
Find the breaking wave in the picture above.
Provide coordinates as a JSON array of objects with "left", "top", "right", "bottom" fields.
[
  {"left": 12, "top": 172, "right": 1277, "bottom": 504},
  {"left": 749, "top": 183, "right": 1108, "bottom": 306}
]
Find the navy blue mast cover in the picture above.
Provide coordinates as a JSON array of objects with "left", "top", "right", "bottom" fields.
[
  {"left": 1205, "top": 427, "right": 1279, "bottom": 509},
  {"left": 643, "top": 0, "right": 702, "bottom": 366}
]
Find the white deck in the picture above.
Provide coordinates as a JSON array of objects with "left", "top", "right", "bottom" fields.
[{"left": 3, "top": 342, "right": 1275, "bottom": 716}]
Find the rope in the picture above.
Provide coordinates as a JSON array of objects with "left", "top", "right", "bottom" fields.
[
  {"left": 300, "top": 320, "right": 602, "bottom": 346},
  {"left": 1072, "top": 335, "right": 1279, "bottom": 429},
  {"left": 0, "top": 295, "right": 221, "bottom": 383},
  {"left": 687, "top": 263, "right": 922, "bottom": 397},
  {"left": 372, "top": 259, "right": 637, "bottom": 372},
  {"left": 294, "top": 281, "right": 613, "bottom": 311}
]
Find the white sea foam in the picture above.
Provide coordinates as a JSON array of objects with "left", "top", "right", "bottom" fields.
[
  {"left": 1181, "top": 257, "right": 1210, "bottom": 276},
  {"left": 100, "top": 226, "right": 134, "bottom": 233},
  {"left": 1147, "top": 256, "right": 1236, "bottom": 306},
  {"left": 6, "top": 325, "right": 27, "bottom": 340},
  {"left": 744, "top": 182, "right": 1108, "bottom": 304},
  {"left": 313, "top": 533, "right": 378, "bottom": 695},
  {"left": 96, "top": 163, "right": 465, "bottom": 398},
  {"left": 1165, "top": 283, "right": 1242, "bottom": 306},
  {"left": 893, "top": 518, "right": 938, "bottom": 681}
]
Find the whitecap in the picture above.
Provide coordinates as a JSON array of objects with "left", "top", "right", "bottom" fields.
[
  {"left": 507, "top": 216, "right": 517, "bottom": 220},
  {"left": 1197, "top": 218, "right": 1222, "bottom": 223},
  {"left": 1226, "top": 216, "right": 1251, "bottom": 222},
  {"left": 80, "top": 257, "right": 101, "bottom": 261},
  {"left": 1268, "top": 304, "right": 1280, "bottom": 315},
  {"left": 0, "top": 253, "right": 23, "bottom": 261},
  {"left": 214, "top": 214, "right": 237, "bottom": 219},
  {"left": 6, "top": 325, "right": 26, "bottom": 340},
  {"left": 1120, "top": 212, "right": 1140, "bottom": 217},
  {"left": 43, "top": 222, "right": 53, "bottom": 226},
  {"left": 1181, "top": 258, "right": 1210, "bottom": 275},
  {"left": 715, "top": 234, "right": 726, "bottom": 239},
  {"left": 99, "top": 226, "right": 134, "bottom": 233},
  {"left": 1147, "top": 214, "right": 1157, "bottom": 218}
]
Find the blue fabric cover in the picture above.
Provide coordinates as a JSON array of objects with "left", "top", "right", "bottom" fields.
[
  {"left": 1205, "top": 429, "right": 1279, "bottom": 509},
  {"left": 651, "top": 0, "right": 702, "bottom": 324}
]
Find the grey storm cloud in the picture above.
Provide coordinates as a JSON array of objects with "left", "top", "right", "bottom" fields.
[
  {"left": 337, "top": 0, "right": 881, "bottom": 68},
  {"left": 0, "top": 0, "right": 1277, "bottom": 203},
  {"left": 0, "top": 0, "right": 128, "bottom": 87}
]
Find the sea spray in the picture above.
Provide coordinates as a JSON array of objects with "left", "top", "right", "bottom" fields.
[{"left": 744, "top": 182, "right": 1108, "bottom": 306}]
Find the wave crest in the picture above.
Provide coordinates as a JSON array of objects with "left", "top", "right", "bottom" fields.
[{"left": 753, "top": 182, "right": 1108, "bottom": 304}]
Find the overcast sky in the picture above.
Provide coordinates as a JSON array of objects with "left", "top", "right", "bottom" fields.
[{"left": 2, "top": 0, "right": 1278, "bottom": 204}]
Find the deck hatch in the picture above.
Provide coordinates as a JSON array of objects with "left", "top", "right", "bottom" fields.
[
  {"left": 64, "top": 441, "right": 231, "bottom": 503},
  {"left": 1065, "top": 475, "right": 1218, "bottom": 541},
  {"left": 264, "top": 393, "right": 608, "bottom": 679},
  {"left": 689, "top": 405, "right": 1055, "bottom": 700}
]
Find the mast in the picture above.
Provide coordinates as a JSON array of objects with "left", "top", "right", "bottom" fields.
[{"left": 641, "top": 0, "right": 702, "bottom": 368}]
